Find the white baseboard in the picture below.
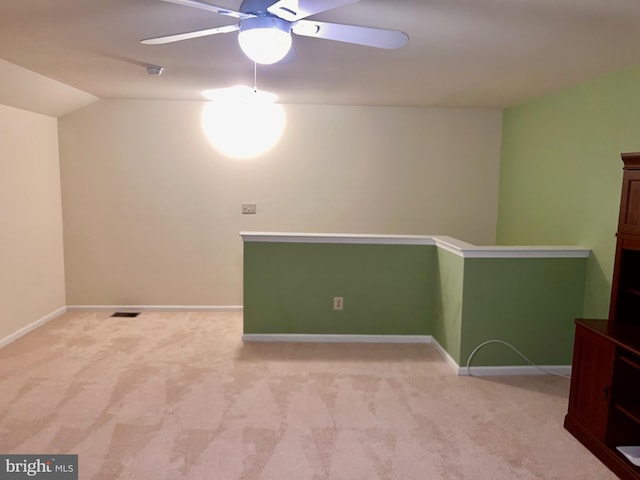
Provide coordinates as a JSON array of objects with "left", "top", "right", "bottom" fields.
[
  {"left": 1, "top": 305, "right": 241, "bottom": 350},
  {"left": 1, "top": 308, "right": 572, "bottom": 378},
  {"left": 460, "top": 364, "right": 572, "bottom": 377},
  {"left": 420, "top": 337, "right": 572, "bottom": 377},
  {"left": 242, "top": 333, "right": 432, "bottom": 344},
  {"left": 430, "top": 337, "right": 462, "bottom": 374},
  {"left": 0, "top": 306, "right": 67, "bottom": 349},
  {"left": 66, "top": 305, "right": 243, "bottom": 312}
]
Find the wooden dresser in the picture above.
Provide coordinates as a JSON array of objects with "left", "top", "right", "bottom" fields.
[{"left": 565, "top": 153, "right": 640, "bottom": 479}]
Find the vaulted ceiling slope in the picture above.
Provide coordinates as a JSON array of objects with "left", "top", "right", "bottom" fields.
[
  {"left": 1, "top": 0, "right": 640, "bottom": 115},
  {"left": 0, "top": 59, "right": 97, "bottom": 117}
]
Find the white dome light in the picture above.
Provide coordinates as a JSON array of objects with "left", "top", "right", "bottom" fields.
[
  {"left": 238, "top": 16, "right": 292, "bottom": 65},
  {"left": 201, "top": 100, "right": 286, "bottom": 159},
  {"left": 200, "top": 84, "right": 285, "bottom": 159}
]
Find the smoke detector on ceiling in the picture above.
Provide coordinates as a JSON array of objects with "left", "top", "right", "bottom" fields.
[{"left": 146, "top": 65, "right": 164, "bottom": 75}]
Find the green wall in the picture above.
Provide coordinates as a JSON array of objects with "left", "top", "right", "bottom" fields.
[
  {"left": 498, "top": 63, "right": 640, "bottom": 318},
  {"left": 244, "top": 242, "right": 436, "bottom": 335},
  {"left": 460, "top": 258, "right": 587, "bottom": 366},
  {"left": 433, "top": 248, "right": 464, "bottom": 363},
  {"left": 244, "top": 240, "right": 587, "bottom": 367}
]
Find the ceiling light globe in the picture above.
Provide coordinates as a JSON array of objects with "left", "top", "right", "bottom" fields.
[{"left": 238, "top": 16, "right": 292, "bottom": 65}]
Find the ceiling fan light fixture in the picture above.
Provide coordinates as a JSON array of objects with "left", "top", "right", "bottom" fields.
[{"left": 238, "top": 16, "right": 292, "bottom": 65}]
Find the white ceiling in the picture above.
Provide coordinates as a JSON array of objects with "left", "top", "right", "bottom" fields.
[{"left": 1, "top": 0, "right": 640, "bottom": 112}]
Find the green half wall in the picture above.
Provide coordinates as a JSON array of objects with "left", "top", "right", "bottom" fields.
[{"left": 242, "top": 233, "right": 589, "bottom": 369}]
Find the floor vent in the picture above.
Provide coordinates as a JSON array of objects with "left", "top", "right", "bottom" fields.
[{"left": 111, "top": 312, "right": 141, "bottom": 318}]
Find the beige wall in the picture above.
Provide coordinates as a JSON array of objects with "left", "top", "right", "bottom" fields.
[
  {"left": 59, "top": 99, "right": 502, "bottom": 306},
  {"left": 0, "top": 104, "right": 66, "bottom": 340}
]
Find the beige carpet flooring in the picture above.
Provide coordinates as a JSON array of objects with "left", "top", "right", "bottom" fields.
[{"left": 0, "top": 311, "right": 617, "bottom": 479}]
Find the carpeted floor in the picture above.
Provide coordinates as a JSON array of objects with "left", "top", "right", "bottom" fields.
[{"left": 0, "top": 311, "right": 617, "bottom": 479}]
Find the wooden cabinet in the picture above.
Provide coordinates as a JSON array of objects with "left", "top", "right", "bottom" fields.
[
  {"left": 565, "top": 153, "right": 640, "bottom": 479},
  {"left": 618, "top": 157, "right": 640, "bottom": 236},
  {"left": 610, "top": 236, "right": 640, "bottom": 322},
  {"left": 567, "top": 323, "right": 615, "bottom": 441},
  {"left": 565, "top": 320, "right": 640, "bottom": 479},
  {"left": 609, "top": 350, "right": 640, "bottom": 448}
]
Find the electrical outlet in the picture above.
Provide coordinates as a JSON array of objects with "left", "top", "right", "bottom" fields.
[
  {"left": 333, "top": 297, "right": 344, "bottom": 310},
  {"left": 241, "top": 203, "right": 257, "bottom": 214}
]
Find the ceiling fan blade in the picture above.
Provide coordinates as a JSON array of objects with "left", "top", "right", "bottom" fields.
[
  {"left": 268, "top": 0, "right": 358, "bottom": 22},
  {"left": 292, "top": 20, "right": 408, "bottom": 49},
  {"left": 141, "top": 24, "right": 239, "bottom": 45},
  {"left": 159, "top": 0, "right": 252, "bottom": 19}
]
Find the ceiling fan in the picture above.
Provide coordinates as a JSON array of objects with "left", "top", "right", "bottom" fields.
[{"left": 141, "top": 0, "right": 409, "bottom": 65}]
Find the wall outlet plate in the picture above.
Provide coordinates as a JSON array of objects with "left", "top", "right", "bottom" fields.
[
  {"left": 333, "top": 297, "right": 344, "bottom": 310},
  {"left": 242, "top": 203, "right": 257, "bottom": 214}
]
